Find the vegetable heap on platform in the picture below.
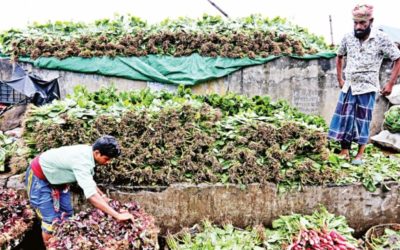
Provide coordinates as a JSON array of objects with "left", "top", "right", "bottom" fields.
[
  {"left": 21, "top": 85, "right": 400, "bottom": 192},
  {"left": 0, "top": 14, "right": 333, "bottom": 61}
]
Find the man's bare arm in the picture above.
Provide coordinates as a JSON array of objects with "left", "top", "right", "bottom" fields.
[
  {"left": 336, "top": 55, "right": 345, "bottom": 88},
  {"left": 381, "top": 58, "right": 400, "bottom": 96},
  {"left": 88, "top": 192, "right": 134, "bottom": 222}
]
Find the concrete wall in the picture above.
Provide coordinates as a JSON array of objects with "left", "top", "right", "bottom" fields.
[
  {"left": 1, "top": 57, "right": 398, "bottom": 136},
  {"left": 3, "top": 173, "right": 399, "bottom": 235},
  {"left": 105, "top": 182, "right": 400, "bottom": 236}
]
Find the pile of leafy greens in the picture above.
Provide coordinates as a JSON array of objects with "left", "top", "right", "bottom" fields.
[
  {"left": 166, "top": 207, "right": 360, "bottom": 250},
  {"left": 0, "top": 132, "right": 16, "bottom": 172},
  {"left": 21, "top": 85, "right": 400, "bottom": 192},
  {"left": 0, "top": 14, "right": 333, "bottom": 61}
]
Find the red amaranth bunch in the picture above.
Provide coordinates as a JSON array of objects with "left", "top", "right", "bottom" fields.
[
  {"left": 0, "top": 187, "right": 35, "bottom": 249},
  {"left": 48, "top": 200, "right": 159, "bottom": 250},
  {"left": 289, "top": 229, "right": 357, "bottom": 250}
]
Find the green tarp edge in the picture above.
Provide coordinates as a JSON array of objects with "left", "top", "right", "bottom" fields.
[{"left": 1, "top": 52, "right": 336, "bottom": 86}]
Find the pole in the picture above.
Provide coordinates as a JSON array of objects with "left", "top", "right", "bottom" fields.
[
  {"left": 206, "top": 0, "right": 229, "bottom": 18},
  {"left": 329, "top": 15, "right": 334, "bottom": 46}
]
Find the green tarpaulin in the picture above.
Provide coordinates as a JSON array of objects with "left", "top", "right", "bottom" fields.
[{"left": 4, "top": 52, "right": 336, "bottom": 85}]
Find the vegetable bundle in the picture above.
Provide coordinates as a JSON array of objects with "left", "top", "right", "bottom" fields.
[
  {"left": 48, "top": 200, "right": 159, "bottom": 250},
  {"left": 166, "top": 207, "right": 360, "bottom": 249},
  {"left": 383, "top": 105, "right": 400, "bottom": 133},
  {"left": 0, "top": 187, "right": 35, "bottom": 250},
  {"left": 0, "top": 132, "right": 16, "bottom": 172},
  {"left": 0, "top": 14, "right": 333, "bottom": 61},
  {"left": 166, "top": 221, "right": 264, "bottom": 250}
]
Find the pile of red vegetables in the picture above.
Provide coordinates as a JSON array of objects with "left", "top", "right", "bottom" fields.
[
  {"left": 264, "top": 207, "right": 361, "bottom": 249},
  {"left": 289, "top": 229, "right": 357, "bottom": 249},
  {"left": 0, "top": 187, "right": 35, "bottom": 249},
  {"left": 48, "top": 200, "right": 159, "bottom": 250}
]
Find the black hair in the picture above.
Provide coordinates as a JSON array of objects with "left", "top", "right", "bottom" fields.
[{"left": 92, "top": 135, "right": 121, "bottom": 158}]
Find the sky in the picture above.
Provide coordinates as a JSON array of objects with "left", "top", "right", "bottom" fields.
[{"left": 0, "top": 0, "right": 398, "bottom": 45}]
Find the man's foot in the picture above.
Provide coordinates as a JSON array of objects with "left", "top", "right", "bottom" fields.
[
  {"left": 337, "top": 153, "right": 350, "bottom": 161},
  {"left": 337, "top": 149, "right": 350, "bottom": 161}
]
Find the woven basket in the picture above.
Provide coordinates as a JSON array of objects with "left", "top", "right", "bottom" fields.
[{"left": 365, "top": 223, "right": 400, "bottom": 249}]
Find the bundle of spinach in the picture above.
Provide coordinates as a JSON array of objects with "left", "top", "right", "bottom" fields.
[
  {"left": 0, "top": 132, "right": 16, "bottom": 172},
  {"left": 166, "top": 220, "right": 265, "bottom": 250}
]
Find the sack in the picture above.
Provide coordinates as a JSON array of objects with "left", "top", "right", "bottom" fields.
[
  {"left": 386, "top": 84, "right": 400, "bottom": 104},
  {"left": 371, "top": 130, "right": 400, "bottom": 152}
]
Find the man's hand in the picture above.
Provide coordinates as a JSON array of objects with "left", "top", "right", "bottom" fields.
[
  {"left": 115, "top": 212, "right": 134, "bottom": 222},
  {"left": 101, "top": 194, "right": 112, "bottom": 202},
  {"left": 88, "top": 193, "right": 133, "bottom": 223},
  {"left": 381, "top": 84, "right": 393, "bottom": 96},
  {"left": 338, "top": 78, "right": 345, "bottom": 89},
  {"left": 382, "top": 59, "right": 400, "bottom": 96}
]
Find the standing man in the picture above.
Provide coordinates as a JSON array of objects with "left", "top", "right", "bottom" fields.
[
  {"left": 328, "top": 4, "right": 400, "bottom": 164},
  {"left": 25, "top": 135, "right": 134, "bottom": 246}
]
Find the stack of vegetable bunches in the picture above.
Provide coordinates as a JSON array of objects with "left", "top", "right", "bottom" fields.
[
  {"left": 48, "top": 200, "right": 159, "bottom": 250},
  {"left": 22, "top": 85, "right": 400, "bottom": 192},
  {"left": 166, "top": 207, "right": 360, "bottom": 249},
  {"left": 0, "top": 14, "right": 332, "bottom": 61},
  {"left": 369, "top": 228, "right": 400, "bottom": 249},
  {"left": 383, "top": 105, "right": 400, "bottom": 133},
  {"left": 0, "top": 187, "right": 35, "bottom": 249},
  {"left": 166, "top": 221, "right": 264, "bottom": 250},
  {"left": 0, "top": 132, "right": 16, "bottom": 172}
]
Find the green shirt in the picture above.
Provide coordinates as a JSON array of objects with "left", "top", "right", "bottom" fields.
[{"left": 39, "top": 144, "right": 97, "bottom": 199}]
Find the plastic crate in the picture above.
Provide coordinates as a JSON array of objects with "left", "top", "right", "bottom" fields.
[{"left": 0, "top": 82, "right": 28, "bottom": 104}]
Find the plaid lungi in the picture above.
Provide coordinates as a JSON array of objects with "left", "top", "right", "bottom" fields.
[{"left": 328, "top": 88, "right": 376, "bottom": 145}]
